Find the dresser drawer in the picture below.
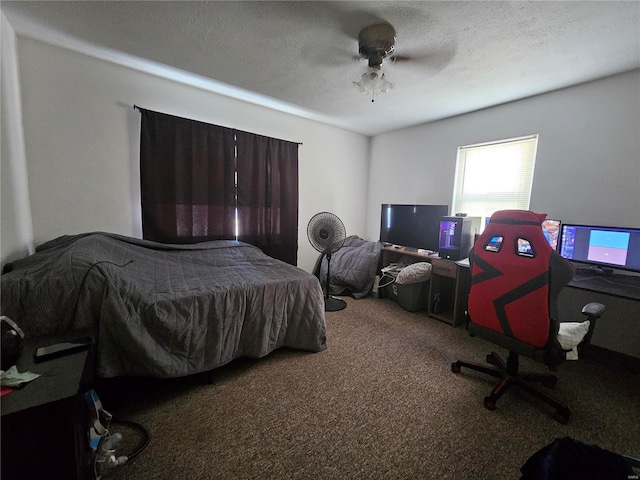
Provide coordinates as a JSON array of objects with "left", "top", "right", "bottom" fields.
[{"left": 431, "top": 259, "right": 457, "bottom": 278}]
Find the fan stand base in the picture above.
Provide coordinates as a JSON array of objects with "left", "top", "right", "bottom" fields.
[{"left": 325, "top": 296, "right": 347, "bottom": 312}]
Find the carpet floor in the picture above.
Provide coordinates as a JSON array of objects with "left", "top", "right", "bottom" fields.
[{"left": 100, "top": 296, "right": 640, "bottom": 479}]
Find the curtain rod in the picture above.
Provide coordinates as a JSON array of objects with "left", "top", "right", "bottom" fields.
[{"left": 133, "top": 105, "right": 302, "bottom": 145}]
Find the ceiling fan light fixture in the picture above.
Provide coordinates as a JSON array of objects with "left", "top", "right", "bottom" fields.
[{"left": 353, "top": 67, "right": 394, "bottom": 102}]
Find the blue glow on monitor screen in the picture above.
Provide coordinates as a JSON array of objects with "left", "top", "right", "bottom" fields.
[
  {"left": 588, "top": 230, "right": 630, "bottom": 266},
  {"left": 559, "top": 224, "right": 640, "bottom": 273}
]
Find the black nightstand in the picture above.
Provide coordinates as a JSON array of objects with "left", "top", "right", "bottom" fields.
[{"left": 1, "top": 330, "right": 95, "bottom": 480}]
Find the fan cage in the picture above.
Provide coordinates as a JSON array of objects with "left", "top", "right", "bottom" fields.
[{"left": 307, "top": 212, "right": 346, "bottom": 254}]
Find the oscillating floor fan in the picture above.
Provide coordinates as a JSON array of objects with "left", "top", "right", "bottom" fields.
[{"left": 307, "top": 212, "right": 347, "bottom": 312}]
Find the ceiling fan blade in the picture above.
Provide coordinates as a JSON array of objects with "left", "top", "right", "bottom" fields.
[
  {"left": 387, "top": 42, "right": 458, "bottom": 72},
  {"left": 389, "top": 55, "right": 413, "bottom": 63},
  {"left": 339, "top": 10, "right": 389, "bottom": 41}
]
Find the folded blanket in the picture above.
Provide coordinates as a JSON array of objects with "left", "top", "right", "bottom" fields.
[{"left": 316, "top": 236, "right": 381, "bottom": 299}]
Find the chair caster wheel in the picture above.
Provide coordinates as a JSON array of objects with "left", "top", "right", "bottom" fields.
[
  {"left": 486, "top": 353, "right": 497, "bottom": 365},
  {"left": 553, "top": 409, "right": 570, "bottom": 425},
  {"left": 451, "top": 363, "right": 461, "bottom": 374},
  {"left": 484, "top": 396, "right": 497, "bottom": 411}
]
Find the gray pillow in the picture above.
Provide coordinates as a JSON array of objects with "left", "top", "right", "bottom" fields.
[{"left": 396, "top": 262, "right": 432, "bottom": 284}]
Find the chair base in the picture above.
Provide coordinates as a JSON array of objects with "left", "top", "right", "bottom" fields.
[{"left": 452, "top": 351, "right": 571, "bottom": 424}]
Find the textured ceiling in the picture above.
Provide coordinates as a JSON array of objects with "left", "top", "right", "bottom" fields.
[{"left": 3, "top": 1, "right": 640, "bottom": 136}]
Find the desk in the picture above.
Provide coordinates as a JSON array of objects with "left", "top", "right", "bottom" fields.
[
  {"left": 380, "top": 245, "right": 438, "bottom": 265},
  {"left": 559, "top": 272, "right": 640, "bottom": 363},
  {"left": 568, "top": 272, "right": 640, "bottom": 301},
  {"left": 1, "top": 331, "right": 94, "bottom": 480},
  {"left": 380, "top": 246, "right": 471, "bottom": 327}
]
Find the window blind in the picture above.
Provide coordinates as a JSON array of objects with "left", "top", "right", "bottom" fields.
[{"left": 451, "top": 135, "right": 538, "bottom": 226}]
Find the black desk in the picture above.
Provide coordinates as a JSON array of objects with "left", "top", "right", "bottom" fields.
[
  {"left": 561, "top": 272, "right": 640, "bottom": 366},
  {"left": 1, "top": 331, "right": 94, "bottom": 480},
  {"left": 568, "top": 272, "right": 640, "bottom": 301}
]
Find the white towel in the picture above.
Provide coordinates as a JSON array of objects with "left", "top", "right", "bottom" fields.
[{"left": 557, "top": 321, "right": 590, "bottom": 360}]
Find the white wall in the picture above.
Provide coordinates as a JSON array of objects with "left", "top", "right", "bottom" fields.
[
  {"left": 4, "top": 35, "right": 370, "bottom": 272},
  {"left": 1, "top": 14, "right": 34, "bottom": 265},
  {"left": 4, "top": 27, "right": 639, "bottom": 273},
  {"left": 366, "top": 70, "right": 640, "bottom": 241}
]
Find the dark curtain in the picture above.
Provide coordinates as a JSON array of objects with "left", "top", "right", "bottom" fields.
[
  {"left": 139, "top": 108, "right": 299, "bottom": 265},
  {"left": 235, "top": 131, "right": 299, "bottom": 265},
  {"left": 140, "top": 109, "right": 236, "bottom": 243}
]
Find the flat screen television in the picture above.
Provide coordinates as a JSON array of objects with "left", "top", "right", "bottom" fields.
[
  {"left": 559, "top": 223, "right": 640, "bottom": 274},
  {"left": 380, "top": 204, "right": 449, "bottom": 251}
]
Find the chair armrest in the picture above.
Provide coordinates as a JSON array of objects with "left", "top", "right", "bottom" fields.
[
  {"left": 577, "top": 302, "right": 606, "bottom": 359},
  {"left": 581, "top": 302, "right": 606, "bottom": 319}
]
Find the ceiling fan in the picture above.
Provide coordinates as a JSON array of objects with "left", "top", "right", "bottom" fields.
[
  {"left": 351, "top": 20, "right": 456, "bottom": 101},
  {"left": 353, "top": 22, "right": 409, "bottom": 101},
  {"left": 357, "top": 22, "right": 398, "bottom": 69}
]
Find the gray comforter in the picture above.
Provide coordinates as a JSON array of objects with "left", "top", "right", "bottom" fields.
[
  {"left": 316, "top": 235, "right": 382, "bottom": 299},
  {"left": 1, "top": 233, "right": 326, "bottom": 378}
]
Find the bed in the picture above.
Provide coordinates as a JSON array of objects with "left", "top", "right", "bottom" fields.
[{"left": 0, "top": 233, "right": 327, "bottom": 378}]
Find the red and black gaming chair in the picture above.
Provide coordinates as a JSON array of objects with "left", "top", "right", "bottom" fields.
[{"left": 452, "top": 210, "right": 605, "bottom": 424}]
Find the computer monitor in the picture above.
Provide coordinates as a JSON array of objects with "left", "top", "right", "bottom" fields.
[
  {"left": 541, "top": 219, "right": 561, "bottom": 251},
  {"left": 380, "top": 204, "right": 449, "bottom": 251},
  {"left": 559, "top": 224, "right": 640, "bottom": 274}
]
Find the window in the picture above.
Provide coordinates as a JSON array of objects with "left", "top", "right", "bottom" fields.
[
  {"left": 451, "top": 135, "right": 538, "bottom": 228},
  {"left": 138, "top": 107, "right": 299, "bottom": 265}
]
